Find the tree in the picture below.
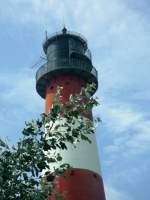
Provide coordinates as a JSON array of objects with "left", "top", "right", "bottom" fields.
[{"left": 0, "top": 84, "right": 100, "bottom": 200}]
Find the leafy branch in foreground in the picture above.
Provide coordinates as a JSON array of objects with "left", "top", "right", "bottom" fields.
[{"left": 0, "top": 84, "right": 100, "bottom": 200}]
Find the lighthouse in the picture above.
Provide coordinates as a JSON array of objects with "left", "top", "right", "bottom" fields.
[{"left": 36, "top": 28, "right": 106, "bottom": 200}]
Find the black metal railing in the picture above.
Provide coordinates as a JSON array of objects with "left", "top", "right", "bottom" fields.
[
  {"left": 85, "top": 49, "right": 92, "bottom": 60},
  {"left": 36, "top": 58, "right": 97, "bottom": 82},
  {"left": 44, "top": 30, "right": 87, "bottom": 46}
]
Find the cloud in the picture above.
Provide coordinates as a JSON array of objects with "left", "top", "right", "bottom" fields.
[
  {"left": 124, "top": 0, "right": 150, "bottom": 16},
  {"left": 105, "top": 185, "right": 133, "bottom": 200},
  {"left": 100, "top": 101, "right": 150, "bottom": 157},
  {"left": 0, "top": 0, "right": 62, "bottom": 30},
  {"left": 97, "top": 99, "right": 150, "bottom": 199},
  {"left": 0, "top": 68, "right": 44, "bottom": 142},
  {"left": 0, "top": 68, "right": 43, "bottom": 112}
]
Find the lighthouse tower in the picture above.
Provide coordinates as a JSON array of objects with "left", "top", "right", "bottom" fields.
[{"left": 36, "top": 28, "right": 106, "bottom": 200}]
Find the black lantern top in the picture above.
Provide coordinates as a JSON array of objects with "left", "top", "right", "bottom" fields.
[{"left": 36, "top": 28, "right": 98, "bottom": 98}]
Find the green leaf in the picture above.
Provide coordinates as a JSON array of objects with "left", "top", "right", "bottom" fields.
[
  {"left": 23, "top": 173, "right": 28, "bottom": 181},
  {"left": 81, "top": 134, "right": 91, "bottom": 143},
  {"left": 0, "top": 139, "right": 8, "bottom": 148},
  {"left": 72, "top": 130, "right": 79, "bottom": 138},
  {"left": 66, "top": 135, "right": 74, "bottom": 143},
  {"left": 46, "top": 174, "right": 55, "bottom": 182},
  {"left": 56, "top": 154, "right": 62, "bottom": 161},
  {"left": 59, "top": 142, "right": 67, "bottom": 150}
]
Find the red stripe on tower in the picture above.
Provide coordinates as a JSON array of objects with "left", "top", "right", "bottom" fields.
[{"left": 36, "top": 27, "right": 106, "bottom": 200}]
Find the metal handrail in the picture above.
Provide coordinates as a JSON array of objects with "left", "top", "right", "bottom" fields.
[
  {"left": 85, "top": 49, "right": 92, "bottom": 60},
  {"left": 36, "top": 58, "right": 97, "bottom": 82},
  {"left": 44, "top": 30, "right": 87, "bottom": 45}
]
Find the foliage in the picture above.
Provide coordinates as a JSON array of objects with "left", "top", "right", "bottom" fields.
[{"left": 0, "top": 84, "right": 100, "bottom": 200}]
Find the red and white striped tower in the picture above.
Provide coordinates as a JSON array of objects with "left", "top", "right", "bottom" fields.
[{"left": 36, "top": 27, "right": 106, "bottom": 200}]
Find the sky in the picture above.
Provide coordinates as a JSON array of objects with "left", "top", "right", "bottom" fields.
[{"left": 0, "top": 0, "right": 150, "bottom": 199}]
